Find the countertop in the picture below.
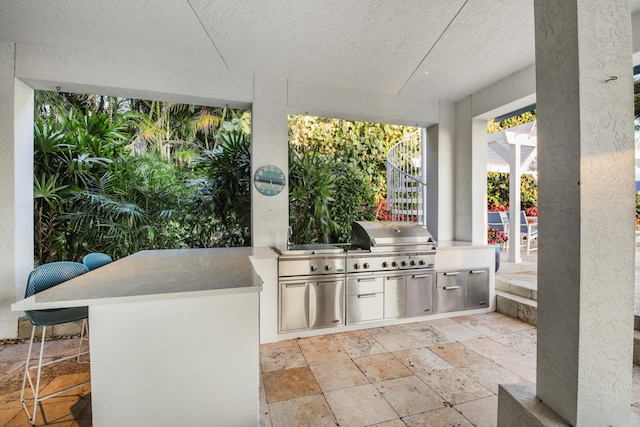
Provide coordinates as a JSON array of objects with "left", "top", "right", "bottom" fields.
[
  {"left": 437, "top": 241, "right": 495, "bottom": 249},
  {"left": 12, "top": 247, "right": 269, "bottom": 311}
]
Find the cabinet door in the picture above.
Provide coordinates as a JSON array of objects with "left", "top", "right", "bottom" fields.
[
  {"left": 384, "top": 275, "right": 406, "bottom": 319},
  {"left": 465, "top": 269, "right": 489, "bottom": 308},
  {"left": 435, "top": 271, "right": 465, "bottom": 312},
  {"left": 406, "top": 272, "right": 433, "bottom": 316},
  {"left": 309, "top": 279, "right": 344, "bottom": 328},
  {"left": 280, "top": 282, "right": 309, "bottom": 332}
]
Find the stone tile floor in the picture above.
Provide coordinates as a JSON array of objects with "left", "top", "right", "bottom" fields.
[{"left": 2, "top": 312, "right": 640, "bottom": 426}]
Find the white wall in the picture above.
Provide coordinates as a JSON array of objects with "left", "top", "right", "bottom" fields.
[{"left": 0, "top": 43, "right": 34, "bottom": 338}]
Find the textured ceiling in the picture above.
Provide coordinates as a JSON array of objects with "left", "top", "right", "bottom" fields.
[{"left": 1, "top": 0, "right": 639, "bottom": 105}]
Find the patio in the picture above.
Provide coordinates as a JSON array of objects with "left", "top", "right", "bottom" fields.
[{"left": 2, "top": 302, "right": 640, "bottom": 426}]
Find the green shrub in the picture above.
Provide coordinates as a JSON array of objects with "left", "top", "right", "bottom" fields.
[{"left": 329, "top": 163, "right": 376, "bottom": 243}]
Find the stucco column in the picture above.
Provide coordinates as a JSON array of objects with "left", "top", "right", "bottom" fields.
[
  {"left": 426, "top": 101, "right": 455, "bottom": 242},
  {"left": 498, "top": 1, "right": 635, "bottom": 425},
  {"left": 251, "top": 77, "right": 289, "bottom": 247},
  {"left": 0, "top": 42, "right": 34, "bottom": 339},
  {"left": 454, "top": 96, "right": 488, "bottom": 243}
]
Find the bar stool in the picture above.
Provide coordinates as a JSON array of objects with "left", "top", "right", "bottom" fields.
[
  {"left": 82, "top": 252, "right": 113, "bottom": 271},
  {"left": 20, "top": 261, "right": 90, "bottom": 425}
]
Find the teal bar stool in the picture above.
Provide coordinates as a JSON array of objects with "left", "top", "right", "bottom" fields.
[
  {"left": 20, "top": 261, "right": 90, "bottom": 425},
  {"left": 82, "top": 252, "right": 113, "bottom": 271}
]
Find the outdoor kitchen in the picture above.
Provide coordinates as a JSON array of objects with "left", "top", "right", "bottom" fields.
[{"left": 260, "top": 221, "right": 496, "bottom": 343}]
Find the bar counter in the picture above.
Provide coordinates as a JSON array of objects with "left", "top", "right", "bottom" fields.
[{"left": 12, "top": 247, "right": 267, "bottom": 427}]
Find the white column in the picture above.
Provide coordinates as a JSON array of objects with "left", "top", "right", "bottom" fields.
[
  {"left": 251, "top": 77, "right": 289, "bottom": 247},
  {"left": 454, "top": 96, "right": 488, "bottom": 243},
  {"left": 508, "top": 139, "right": 522, "bottom": 263},
  {"left": 0, "top": 42, "right": 34, "bottom": 339},
  {"left": 426, "top": 101, "right": 455, "bottom": 242},
  {"left": 498, "top": 1, "right": 635, "bottom": 425}
]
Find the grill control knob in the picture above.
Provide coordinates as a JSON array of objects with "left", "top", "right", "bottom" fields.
[
  {"left": 325, "top": 265, "right": 332, "bottom": 271},
  {"left": 363, "top": 263, "right": 370, "bottom": 269},
  {"left": 310, "top": 265, "right": 317, "bottom": 272},
  {"left": 418, "top": 260, "right": 425, "bottom": 266},
  {"left": 401, "top": 261, "right": 407, "bottom": 267},
  {"left": 382, "top": 262, "right": 388, "bottom": 268},
  {"left": 354, "top": 263, "right": 361, "bottom": 270},
  {"left": 410, "top": 260, "right": 416, "bottom": 266},
  {"left": 391, "top": 261, "right": 397, "bottom": 267}
]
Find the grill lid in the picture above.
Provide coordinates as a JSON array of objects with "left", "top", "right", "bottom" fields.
[{"left": 350, "top": 221, "right": 436, "bottom": 251}]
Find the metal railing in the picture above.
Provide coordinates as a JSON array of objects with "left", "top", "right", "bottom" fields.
[{"left": 386, "top": 130, "right": 426, "bottom": 224}]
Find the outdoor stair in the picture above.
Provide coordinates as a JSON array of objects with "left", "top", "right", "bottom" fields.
[{"left": 495, "top": 277, "right": 537, "bottom": 326}]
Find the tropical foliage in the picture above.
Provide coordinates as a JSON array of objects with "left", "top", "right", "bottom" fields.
[
  {"left": 33, "top": 91, "right": 251, "bottom": 264},
  {"left": 289, "top": 115, "right": 417, "bottom": 201},
  {"left": 34, "top": 92, "right": 406, "bottom": 262}
]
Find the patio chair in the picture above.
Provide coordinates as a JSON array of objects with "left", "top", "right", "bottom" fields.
[
  {"left": 83, "top": 252, "right": 113, "bottom": 270},
  {"left": 20, "top": 261, "right": 91, "bottom": 425},
  {"left": 520, "top": 211, "right": 538, "bottom": 255},
  {"left": 488, "top": 212, "right": 509, "bottom": 250}
]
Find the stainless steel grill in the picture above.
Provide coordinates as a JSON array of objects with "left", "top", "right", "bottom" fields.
[
  {"left": 345, "top": 221, "right": 437, "bottom": 324},
  {"left": 274, "top": 221, "right": 440, "bottom": 332},
  {"left": 347, "top": 221, "right": 436, "bottom": 273}
]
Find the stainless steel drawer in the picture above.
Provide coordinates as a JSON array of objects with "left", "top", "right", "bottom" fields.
[
  {"left": 347, "top": 292, "right": 384, "bottom": 324},
  {"left": 347, "top": 276, "right": 384, "bottom": 294},
  {"left": 435, "top": 271, "right": 465, "bottom": 312}
]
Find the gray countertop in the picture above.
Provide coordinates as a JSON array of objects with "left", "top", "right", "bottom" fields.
[{"left": 12, "top": 247, "right": 268, "bottom": 311}]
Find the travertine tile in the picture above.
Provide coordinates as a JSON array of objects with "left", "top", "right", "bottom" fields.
[
  {"left": 374, "top": 375, "right": 445, "bottom": 417},
  {"left": 416, "top": 367, "right": 493, "bottom": 405},
  {"left": 427, "top": 342, "right": 489, "bottom": 368},
  {"left": 491, "top": 329, "right": 537, "bottom": 357},
  {"left": 372, "top": 331, "right": 422, "bottom": 352},
  {"left": 368, "top": 419, "right": 406, "bottom": 427},
  {"left": 398, "top": 324, "right": 452, "bottom": 346},
  {"left": 425, "top": 318, "right": 459, "bottom": 328},
  {"left": 459, "top": 336, "right": 521, "bottom": 361},
  {"left": 459, "top": 361, "right": 529, "bottom": 394},
  {"left": 494, "top": 355, "right": 537, "bottom": 383},
  {"left": 485, "top": 315, "right": 535, "bottom": 332},
  {"left": 269, "top": 394, "right": 338, "bottom": 426},
  {"left": 299, "top": 336, "right": 349, "bottom": 366},
  {"left": 261, "top": 345, "right": 308, "bottom": 373},
  {"left": 309, "top": 359, "right": 369, "bottom": 392},
  {"left": 262, "top": 367, "right": 321, "bottom": 403},
  {"left": 367, "top": 325, "right": 403, "bottom": 335},
  {"left": 333, "top": 331, "right": 388, "bottom": 358},
  {"left": 325, "top": 384, "right": 397, "bottom": 426},
  {"left": 259, "top": 377, "right": 272, "bottom": 427},
  {"left": 260, "top": 339, "right": 300, "bottom": 351},
  {"left": 455, "top": 395, "right": 498, "bottom": 427},
  {"left": 453, "top": 318, "right": 511, "bottom": 337},
  {"left": 393, "top": 347, "right": 452, "bottom": 375},
  {"left": 353, "top": 352, "right": 413, "bottom": 383},
  {"left": 403, "top": 406, "right": 474, "bottom": 426},
  {"left": 430, "top": 322, "right": 485, "bottom": 342}
]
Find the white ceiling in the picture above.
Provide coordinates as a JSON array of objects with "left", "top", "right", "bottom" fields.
[{"left": 1, "top": 1, "right": 640, "bottom": 109}]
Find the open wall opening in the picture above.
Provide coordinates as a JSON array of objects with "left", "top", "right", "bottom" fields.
[{"left": 33, "top": 90, "right": 251, "bottom": 264}]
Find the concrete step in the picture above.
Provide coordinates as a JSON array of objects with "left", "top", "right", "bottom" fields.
[{"left": 495, "top": 290, "right": 537, "bottom": 326}]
